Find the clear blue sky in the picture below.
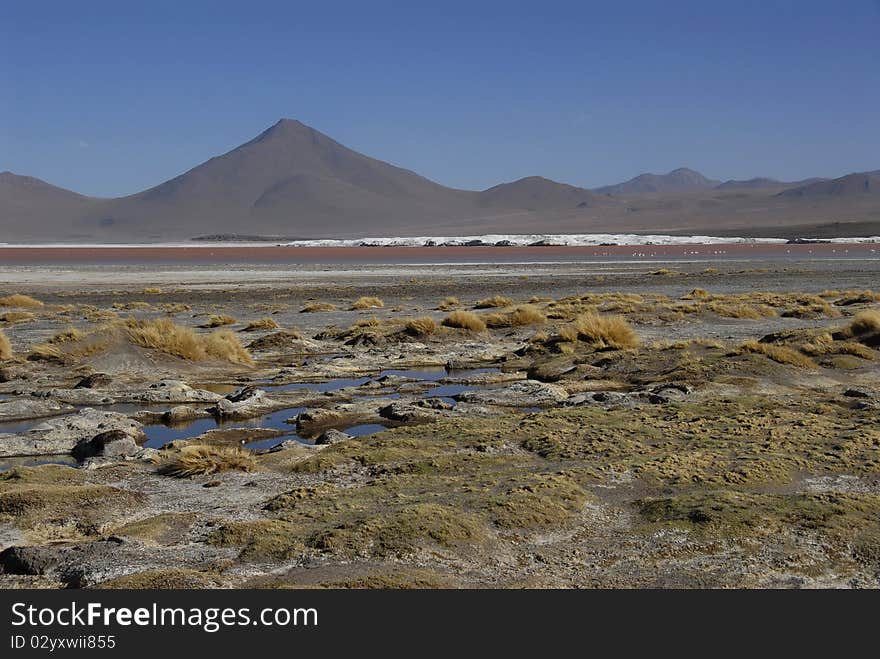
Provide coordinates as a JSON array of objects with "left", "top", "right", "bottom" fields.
[{"left": 2, "top": 0, "right": 879, "bottom": 197}]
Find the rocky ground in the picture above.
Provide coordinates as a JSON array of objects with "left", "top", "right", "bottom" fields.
[{"left": 0, "top": 258, "right": 879, "bottom": 588}]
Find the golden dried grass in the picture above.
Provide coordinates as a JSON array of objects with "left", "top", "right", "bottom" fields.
[
  {"left": 560, "top": 313, "right": 638, "bottom": 349},
  {"left": 474, "top": 296, "right": 513, "bottom": 309},
  {"left": 201, "top": 314, "right": 237, "bottom": 328},
  {"left": 351, "top": 296, "right": 385, "bottom": 310},
  {"left": 405, "top": 316, "right": 439, "bottom": 336},
  {"left": 737, "top": 341, "right": 816, "bottom": 368},
  {"left": 0, "top": 311, "right": 36, "bottom": 323},
  {"left": 122, "top": 318, "right": 252, "bottom": 365},
  {"left": 0, "top": 329, "right": 11, "bottom": 360},
  {"left": 441, "top": 310, "right": 487, "bottom": 332},
  {"left": 241, "top": 317, "right": 280, "bottom": 332},
  {"left": 159, "top": 445, "right": 257, "bottom": 477},
  {"left": 437, "top": 296, "right": 460, "bottom": 311},
  {"left": 483, "top": 305, "right": 546, "bottom": 328},
  {"left": 0, "top": 294, "right": 43, "bottom": 309}
]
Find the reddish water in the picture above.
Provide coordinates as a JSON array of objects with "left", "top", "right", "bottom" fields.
[{"left": 0, "top": 243, "right": 876, "bottom": 265}]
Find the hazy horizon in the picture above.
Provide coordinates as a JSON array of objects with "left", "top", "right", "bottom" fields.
[{"left": 3, "top": 0, "right": 879, "bottom": 197}]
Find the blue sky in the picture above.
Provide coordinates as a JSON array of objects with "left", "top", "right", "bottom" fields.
[{"left": 2, "top": 0, "right": 879, "bottom": 197}]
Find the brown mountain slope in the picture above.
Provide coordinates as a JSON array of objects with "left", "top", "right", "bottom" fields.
[
  {"left": 778, "top": 171, "right": 880, "bottom": 198},
  {"left": 0, "top": 172, "right": 97, "bottom": 240},
  {"left": 1, "top": 120, "right": 879, "bottom": 241}
]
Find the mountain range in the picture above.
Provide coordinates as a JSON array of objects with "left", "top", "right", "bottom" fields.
[{"left": 1, "top": 119, "right": 878, "bottom": 242}]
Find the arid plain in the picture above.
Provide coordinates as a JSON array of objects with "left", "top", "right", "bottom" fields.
[{"left": 1, "top": 247, "right": 879, "bottom": 588}]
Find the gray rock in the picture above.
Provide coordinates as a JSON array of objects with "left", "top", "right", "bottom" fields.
[
  {"left": 72, "top": 429, "right": 139, "bottom": 461},
  {"left": 315, "top": 429, "right": 354, "bottom": 445},
  {"left": 163, "top": 405, "right": 211, "bottom": 424},
  {"left": 527, "top": 358, "right": 577, "bottom": 383},
  {"left": 142, "top": 380, "right": 221, "bottom": 403},
  {"left": 75, "top": 373, "right": 113, "bottom": 389},
  {"left": 650, "top": 382, "right": 693, "bottom": 396},
  {"left": 210, "top": 388, "right": 282, "bottom": 420}
]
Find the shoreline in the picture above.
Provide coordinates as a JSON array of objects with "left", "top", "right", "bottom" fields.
[{"left": 0, "top": 242, "right": 878, "bottom": 265}]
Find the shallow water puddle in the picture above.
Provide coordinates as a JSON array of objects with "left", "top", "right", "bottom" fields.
[
  {"left": 345, "top": 423, "right": 391, "bottom": 436},
  {"left": 0, "top": 455, "right": 78, "bottom": 473},
  {"left": 0, "top": 367, "right": 503, "bottom": 459},
  {"left": 142, "top": 406, "right": 306, "bottom": 449},
  {"left": 419, "top": 384, "right": 469, "bottom": 399},
  {"left": 379, "top": 368, "right": 447, "bottom": 381},
  {"left": 0, "top": 418, "right": 49, "bottom": 435},
  {"left": 190, "top": 382, "right": 241, "bottom": 395},
  {"left": 267, "top": 377, "right": 372, "bottom": 392}
]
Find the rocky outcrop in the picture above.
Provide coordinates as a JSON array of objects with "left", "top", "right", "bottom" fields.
[
  {"left": 378, "top": 398, "right": 453, "bottom": 423},
  {"left": 527, "top": 358, "right": 577, "bottom": 382},
  {"left": 0, "top": 408, "right": 144, "bottom": 457},
  {"left": 141, "top": 381, "right": 222, "bottom": 403},
  {"left": 0, "top": 397, "right": 74, "bottom": 422},
  {"left": 454, "top": 380, "right": 568, "bottom": 407},
  {"left": 75, "top": 373, "right": 113, "bottom": 389},
  {"left": 209, "top": 387, "right": 283, "bottom": 420}
]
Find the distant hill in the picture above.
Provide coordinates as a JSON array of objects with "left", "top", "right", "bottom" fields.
[
  {"left": 0, "top": 172, "right": 96, "bottom": 240},
  {"left": 715, "top": 177, "right": 829, "bottom": 191},
  {"left": 477, "top": 176, "right": 602, "bottom": 210},
  {"left": 594, "top": 168, "right": 718, "bottom": 195},
  {"left": 778, "top": 171, "right": 880, "bottom": 198}
]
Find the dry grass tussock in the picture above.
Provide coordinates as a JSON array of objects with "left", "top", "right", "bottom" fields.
[
  {"left": 49, "top": 327, "right": 88, "bottom": 345},
  {"left": 352, "top": 317, "right": 382, "bottom": 328},
  {"left": 0, "top": 294, "right": 43, "bottom": 309},
  {"left": 405, "top": 316, "right": 438, "bottom": 336},
  {"left": 474, "top": 296, "right": 513, "bottom": 309},
  {"left": 351, "top": 296, "right": 384, "bottom": 310},
  {"left": 437, "top": 296, "right": 460, "bottom": 311},
  {"left": 845, "top": 310, "right": 880, "bottom": 336},
  {"left": 201, "top": 314, "right": 237, "bottom": 328},
  {"left": 241, "top": 317, "right": 279, "bottom": 332},
  {"left": 124, "top": 318, "right": 252, "bottom": 365},
  {"left": 0, "top": 329, "right": 11, "bottom": 360},
  {"left": 442, "top": 310, "right": 487, "bottom": 332},
  {"left": 29, "top": 319, "right": 253, "bottom": 365},
  {"left": 558, "top": 313, "right": 638, "bottom": 349},
  {"left": 823, "top": 289, "right": 880, "bottom": 305},
  {"left": 141, "top": 287, "right": 163, "bottom": 295},
  {"left": 84, "top": 309, "right": 120, "bottom": 323},
  {"left": 682, "top": 288, "right": 710, "bottom": 300},
  {"left": 160, "top": 303, "right": 192, "bottom": 314},
  {"left": 159, "top": 445, "right": 257, "bottom": 477},
  {"left": 483, "top": 305, "right": 547, "bottom": 328},
  {"left": 736, "top": 341, "right": 816, "bottom": 368},
  {"left": 301, "top": 301, "right": 336, "bottom": 313},
  {"left": 113, "top": 301, "right": 152, "bottom": 311},
  {"left": 0, "top": 311, "right": 36, "bottom": 323},
  {"left": 800, "top": 333, "right": 876, "bottom": 360}
]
